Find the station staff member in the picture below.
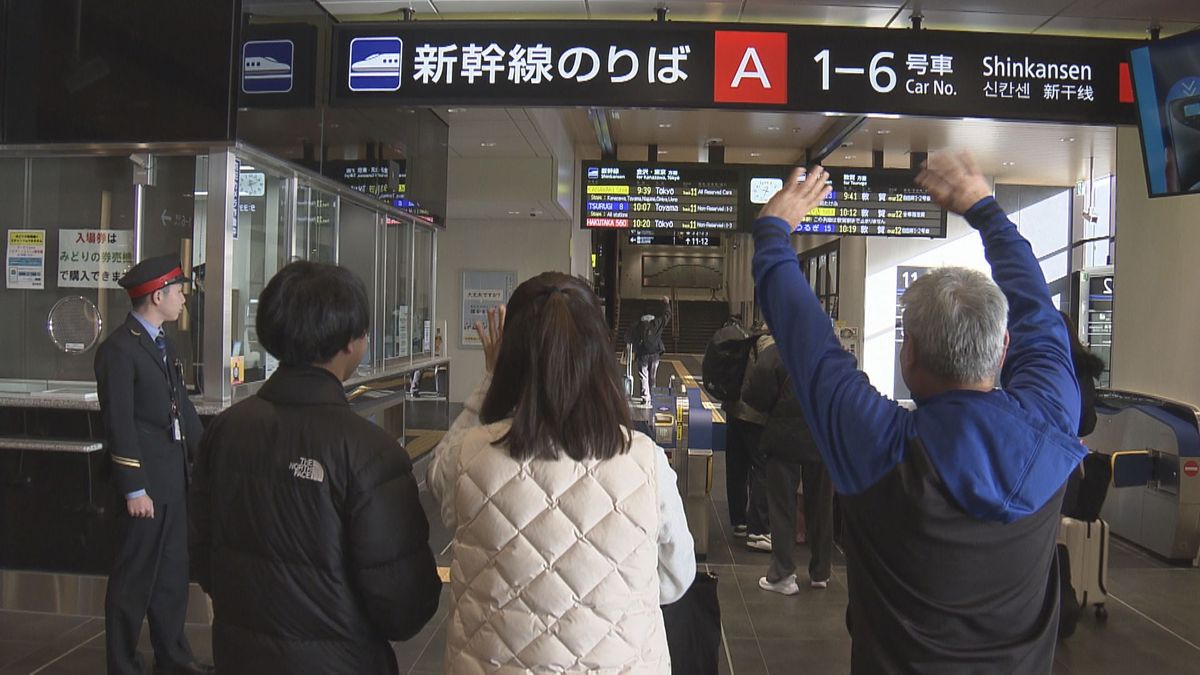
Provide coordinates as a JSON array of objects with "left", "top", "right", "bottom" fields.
[{"left": 94, "top": 254, "right": 211, "bottom": 675}]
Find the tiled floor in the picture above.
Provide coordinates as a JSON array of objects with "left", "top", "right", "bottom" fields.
[{"left": 4, "top": 366, "right": 1200, "bottom": 673}]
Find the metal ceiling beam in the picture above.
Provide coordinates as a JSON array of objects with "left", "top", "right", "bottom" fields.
[
  {"left": 806, "top": 115, "right": 866, "bottom": 166},
  {"left": 587, "top": 108, "right": 616, "bottom": 160}
]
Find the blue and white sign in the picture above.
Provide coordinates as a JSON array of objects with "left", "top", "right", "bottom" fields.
[
  {"left": 242, "top": 40, "right": 294, "bottom": 94},
  {"left": 349, "top": 37, "right": 403, "bottom": 92}
]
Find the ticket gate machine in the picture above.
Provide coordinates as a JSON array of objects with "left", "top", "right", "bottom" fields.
[
  {"left": 1085, "top": 390, "right": 1200, "bottom": 564},
  {"left": 633, "top": 385, "right": 715, "bottom": 560}
]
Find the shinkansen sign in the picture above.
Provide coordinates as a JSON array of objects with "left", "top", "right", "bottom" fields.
[{"left": 332, "top": 22, "right": 1138, "bottom": 124}]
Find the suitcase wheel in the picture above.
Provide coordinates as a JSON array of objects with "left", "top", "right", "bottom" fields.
[{"left": 1095, "top": 604, "right": 1108, "bottom": 622}]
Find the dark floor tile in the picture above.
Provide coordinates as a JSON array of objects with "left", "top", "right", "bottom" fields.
[
  {"left": 757, "top": 637, "right": 850, "bottom": 675},
  {"left": 747, "top": 598, "right": 850, "bottom": 641},
  {"left": 410, "top": 621, "right": 448, "bottom": 673},
  {"left": 0, "top": 612, "right": 89, "bottom": 643},
  {"left": 724, "top": 637, "right": 768, "bottom": 675},
  {"left": 0, "top": 616, "right": 103, "bottom": 675},
  {"left": 1055, "top": 598, "right": 1200, "bottom": 675},
  {"left": 0, "top": 641, "right": 40, "bottom": 670},
  {"left": 31, "top": 645, "right": 109, "bottom": 675}
]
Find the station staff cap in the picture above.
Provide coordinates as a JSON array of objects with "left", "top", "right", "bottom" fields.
[{"left": 118, "top": 254, "right": 190, "bottom": 299}]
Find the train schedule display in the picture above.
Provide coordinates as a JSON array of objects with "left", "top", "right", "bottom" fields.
[{"left": 582, "top": 161, "right": 739, "bottom": 231}]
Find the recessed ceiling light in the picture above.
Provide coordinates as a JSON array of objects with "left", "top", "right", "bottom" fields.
[
  {"left": 866, "top": 113, "right": 901, "bottom": 119},
  {"left": 1060, "top": 137, "right": 1076, "bottom": 142},
  {"left": 658, "top": 123, "right": 672, "bottom": 128},
  {"left": 447, "top": 107, "right": 467, "bottom": 113},
  {"left": 767, "top": 125, "right": 781, "bottom": 131},
  {"left": 507, "top": 210, "right": 521, "bottom": 215},
  {"left": 841, "top": 141, "right": 854, "bottom": 147},
  {"left": 657, "top": 149, "right": 668, "bottom": 154},
  {"left": 1002, "top": 161, "right": 1016, "bottom": 166},
  {"left": 328, "top": 123, "right": 340, "bottom": 129},
  {"left": 876, "top": 129, "right": 891, "bottom": 135},
  {"left": 792, "top": 127, "right": 806, "bottom": 133},
  {"left": 844, "top": 155, "right": 856, "bottom": 160},
  {"left": 749, "top": 152, "right": 762, "bottom": 157},
  {"left": 480, "top": 141, "right": 497, "bottom": 148}
]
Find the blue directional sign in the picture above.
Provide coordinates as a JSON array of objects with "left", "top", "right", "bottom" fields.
[
  {"left": 349, "top": 37, "right": 403, "bottom": 92},
  {"left": 242, "top": 40, "right": 294, "bottom": 94}
]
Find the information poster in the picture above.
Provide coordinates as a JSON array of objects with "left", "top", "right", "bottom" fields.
[
  {"left": 461, "top": 270, "right": 516, "bottom": 349},
  {"left": 894, "top": 266, "right": 931, "bottom": 400},
  {"left": 6, "top": 229, "right": 46, "bottom": 290},
  {"left": 58, "top": 229, "right": 133, "bottom": 289}
]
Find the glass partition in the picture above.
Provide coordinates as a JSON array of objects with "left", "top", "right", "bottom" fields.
[
  {"left": 338, "top": 200, "right": 381, "bottom": 373},
  {"left": 412, "top": 227, "right": 435, "bottom": 360},
  {"left": 0, "top": 152, "right": 203, "bottom": 389},
  {"left": 295, "top": 183, "right": 336, "bottom": 263},
  {"left": 384, "top": 217, "right": 413, "bottom": 361},
  {"left": 0, "top": 143, "right": 440, "bottom": 402},
  {"left": 228, "top": 160, "right": 292, "bottom": 385}
]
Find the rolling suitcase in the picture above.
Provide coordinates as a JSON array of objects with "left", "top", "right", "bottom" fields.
[{"left": 1058, "top": 516, "right": 1110, "bottom": 621}]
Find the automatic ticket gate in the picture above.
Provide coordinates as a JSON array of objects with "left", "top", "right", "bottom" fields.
[
  {"left": 632, "top": 385, "right": 715, "bottom": 560},
  {"left": 1084, "top": 390, "right": 1200, "bottom": 564}
]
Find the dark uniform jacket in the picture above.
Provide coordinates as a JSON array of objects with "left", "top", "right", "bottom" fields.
[
  {"left": 190, "top": 365, "right": 442, "bottom": 675},
  {"left": 95, "top": 313, "right": 202, "bottom": 504},
  {"left": 740, "top": 343, "right": 820, "bottom": 463},
  {"left": 628, "top": 301, "right": 673, "bottom": 357}
]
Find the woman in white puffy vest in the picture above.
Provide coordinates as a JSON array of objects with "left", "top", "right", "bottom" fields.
[{"left": 430, "top": 271, "right": 696, "bottom": 674}]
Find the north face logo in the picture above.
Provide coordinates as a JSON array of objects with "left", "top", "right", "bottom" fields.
[{"left": 289, "top": 457, "right": 326, "bottom": 483}]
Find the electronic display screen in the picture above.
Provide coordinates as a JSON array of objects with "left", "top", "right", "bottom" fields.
[
  {"left": 739, "top": 165, "right": 947, "bottom": 238},
  {"left": 1130, "top": 29, "right": 1200, "bottom": 197},
  {"left": 627, "top": 231, "right": 721, "bottom": 247},
  {"left": 581, "top": 162, "right": 739, "bottom": 231}
]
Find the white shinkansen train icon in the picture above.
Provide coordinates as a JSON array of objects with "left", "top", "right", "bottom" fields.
[
  {"left": 351, "top": 52, "right": 401, "bottom": 74},
  {"left": 244, "top": 56, "right": 291, "bottom": 78}
]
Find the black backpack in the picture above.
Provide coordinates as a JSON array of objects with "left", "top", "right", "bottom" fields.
[{"left": 701, "top": 321, "right": 759, "bottom": 403}]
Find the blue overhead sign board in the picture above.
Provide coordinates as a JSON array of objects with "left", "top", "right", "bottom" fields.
[
  {"left": 242, "top": 40, "right": 294, "bottom": 93},
  {"left": 349, "top": 37, "right": 404, "bottom": 92},
  {"left": 238, "top": 23, "right": 317, "bottom": 109}
]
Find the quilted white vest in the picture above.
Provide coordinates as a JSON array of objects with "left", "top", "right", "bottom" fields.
[{"left": 444, "top": 421, "right": 671, "bottom": 674}]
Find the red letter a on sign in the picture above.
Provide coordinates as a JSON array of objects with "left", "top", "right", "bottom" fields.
[{"left": 714, "top": 31, "right": 788, "bottom": 104}]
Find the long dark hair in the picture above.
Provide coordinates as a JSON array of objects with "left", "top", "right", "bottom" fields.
[
  {"left": 1060, "top": 311, "right": 1105, "bottom": 380},
  {"left": 481, "top": 272, "right": 632, "bottom": 461}
]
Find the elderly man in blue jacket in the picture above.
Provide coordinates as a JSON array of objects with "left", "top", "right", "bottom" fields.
[{"left": 752, "top": 152, "right": 1085, "bottom": 673}]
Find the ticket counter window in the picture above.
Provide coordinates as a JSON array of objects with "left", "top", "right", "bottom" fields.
[
  {"left": 412, "top": 227, "right": 435, "bottom": 359},
  {"left": 295, "top": 183, "right": 336, "bottom": 263},
  {"left": 229, "top": 163, "right": 291, "bottom": 385},
  {"left": 384, "top": 218, "right": 413, "bottom": 360},
  {"left": 337, "top": 200, "right": 380, "bottom": 372},
  {"left": 0, "top": 153, "right": 199, "bottom": 388}
]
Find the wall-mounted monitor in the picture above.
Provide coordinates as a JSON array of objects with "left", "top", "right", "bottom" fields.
[
  {"left": 627, "top": 231, "right": 721, "bottom": 247},
  {"left": 1130, "top": 30, "right": 1200, "bottom": 197},
  {"left": 740, "top": 165, "right": 947, "bottom": 238},
  {"left": 581, "top": 161, "right": 739, "bottom": 230}
]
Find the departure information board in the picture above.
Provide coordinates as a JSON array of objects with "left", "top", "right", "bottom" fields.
[
  {"left": 582, "top": 162, "right": 739, "bottom": 230},
  {"left": 627, "top": 230, "right": 721, "bottom": 247},
  {"left": 744, "top": 166, "right": 946, "bottom": 238}
]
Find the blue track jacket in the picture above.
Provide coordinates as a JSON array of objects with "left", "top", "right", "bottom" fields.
[{"left": 752, "top": 197, "right": 1086, "bottom": 524}]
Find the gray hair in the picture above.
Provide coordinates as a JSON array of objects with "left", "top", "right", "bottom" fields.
[{"left": 900, "top": 267, "right": 1008, "bottom": 384}]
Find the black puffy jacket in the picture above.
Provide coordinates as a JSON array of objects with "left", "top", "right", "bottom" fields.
[
  {"left": 190, "top": 366, "right": 442, "bottom": 675},
  {"left": 740, "top": 343, "right": 821, "bottom": 462}
]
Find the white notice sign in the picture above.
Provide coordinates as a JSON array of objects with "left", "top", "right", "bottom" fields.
[
  {"left": 58, "top": 229, "right": 133, "bottom": 289},
  {"left": 6, "top": 229, "right": 46, "bottom": 290}
]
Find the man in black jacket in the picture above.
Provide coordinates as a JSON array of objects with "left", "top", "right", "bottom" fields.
[
  {"left": 95, "top": 254, "right": 209, "bottom": 675},
  {"left": 741, "top": 340, "right": 834, "bottom": 594},
  {"left": 627, "top": 296, "right": 672, "bottom": 402},
  {"left": 190, "top": 261, "right": 442, "bottom": 675}
]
